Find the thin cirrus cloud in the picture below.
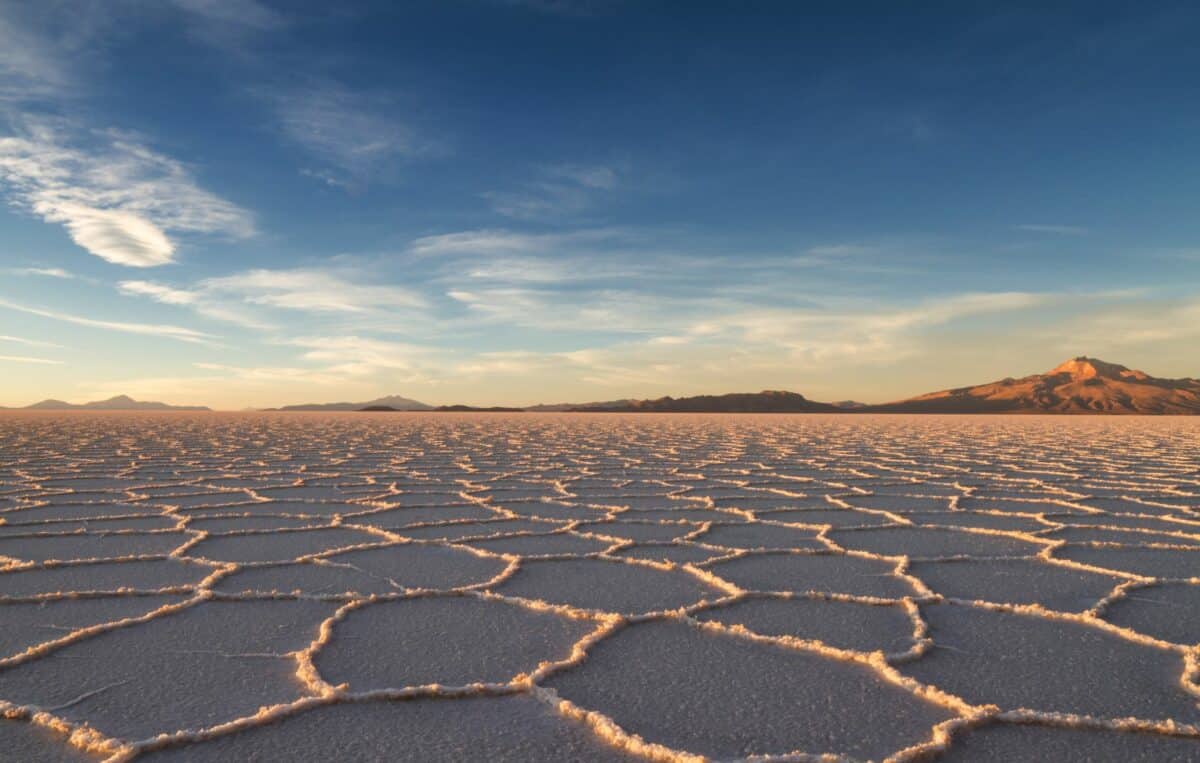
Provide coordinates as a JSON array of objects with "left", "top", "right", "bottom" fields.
[
  {"left": 0, "top": 354, "right": 62, "bottom": 364},
  {"left": 483, "top": 163, "right": 621, "bottom": 220},
  {"left": 118, "top": 267, "right": 426, "bottom": 330},
  {"left": 0, "top": 297, "right": 216, "bottom": 345},
  {"left": 1016, "top": 224, "right": 1089, "bottom": 236},
  {"left": 0, "top": 120, "right": 255, "bottom": 267},
  {"left": 266, "top": 80, "right": 430, "bottom": 187},
  {"left": 12, "top": 266, "right": 73, "bottom": 278}
]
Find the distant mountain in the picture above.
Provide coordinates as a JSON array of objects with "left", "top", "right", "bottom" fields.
[
  {"left": 568, "top": 390, "right": 840, "bottom": 413},
  {"left": 868, "top": 357, "right": 1200, "bottom": 415},
  {"left": 25, "top": 395, "right": 210, "bottom": 411},
  {"left": 275, "top": 395, "right": 432, "bottom": 412},
  {"left": 832, "top": 400, "right": 868, "bottom": 409},
  {"left": 434, "top": 405, "right": 525, "bottom": 412},
  {"left": 525, "top": 399, "right": 636, "bottom": 412}
]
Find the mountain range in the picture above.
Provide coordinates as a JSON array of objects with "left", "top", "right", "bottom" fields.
[
  {"left": 5, "top": 358, "right": 1197, "bottom": 415},
  {"left": 17, "top": 395, "right": 210, "bottom": 411}
]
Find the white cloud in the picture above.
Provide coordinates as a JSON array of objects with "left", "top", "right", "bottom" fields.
[
  {"left": 0, "top": 121, "right": 254, "bottom": 267},
  {"left": 118, "top": 280, "right": 199, "bottom": 305},
  {"left": 0, "top": 297, "right": 216, "bottom": 344}
]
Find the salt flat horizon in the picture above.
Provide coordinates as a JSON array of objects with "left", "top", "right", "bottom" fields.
[{"left": 0, "top": 413, "right": 1197, "bottom": 761}]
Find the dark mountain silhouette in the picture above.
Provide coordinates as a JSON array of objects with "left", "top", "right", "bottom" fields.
[
  {"left": 567, "top": 390, "right": 840, "bottom": 413},
  {"left": 24, "top": 395, "right": 210, "bottom": 411},
  {"left": 274, "top": 395, "right": 432, "bottom": 412},
  {"left": 866, "top": 357, "right": 1200, "bottom": 415}
]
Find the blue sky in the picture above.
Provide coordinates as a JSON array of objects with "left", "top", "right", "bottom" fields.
[{"left": 1, "top": 1, "right": 1198, "bottom": 408}]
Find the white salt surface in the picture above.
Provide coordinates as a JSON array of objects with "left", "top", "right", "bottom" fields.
[{"left": 0, "top": 412, "right": 1198, "bottom": 761}]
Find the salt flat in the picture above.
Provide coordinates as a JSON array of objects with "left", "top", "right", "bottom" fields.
[{"left": 0, "top": 413, "right": 1198, "bottom": 762}]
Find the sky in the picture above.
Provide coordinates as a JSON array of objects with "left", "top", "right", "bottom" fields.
[{"left": 1, "top": 1, "right": 1199, "bottom": 409}]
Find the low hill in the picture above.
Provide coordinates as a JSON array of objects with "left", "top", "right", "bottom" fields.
[
  {"left": 275, "top": 395, "right": 432, "bottom": 412},
  {"left": 569, "top": 390, "right": 840, "bottom": 413}
]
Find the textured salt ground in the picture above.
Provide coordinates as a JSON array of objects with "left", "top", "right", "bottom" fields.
[
  {"left": 0, "top": 599, "right": 338, "bottom": 739},
  {"left": 2, "top": 413, "right": 1200, "bottom": 762},
  {"left": 707, "top": 551, "right": 919, "bottom": 598},
  {"left": 186, "top": 527, "right": 381, "bottom": 563},
  {"left": 903, "top": 604, "right": 1200, "bottom": 723},
  {"left": 315, "top": 596, "right": 595, "bottom": 688},
  {"left": 138, "top": 696, "right": 637, "bottom": 762},
  {"left": 0, "top": 559, "right": 213, "bottom": 597},
  {"left": 545, "top": 619, "right": 954, "bottom": 759},
  {"left": 935, "top": 723, "right": 1200, "bottom": 762},
  {"left": 0, "top": 595, "right": 186, "bottom": 658},
  {"left": 1103, "top": 583, "right": 1200, "bottom": 645},
  {"left": 463, "top": 531, "right": 613, "bottom": 556},
  {"left": 695, "top": 596, "right": 918, "bottom": 653},
  {"left": 0, "top": 532, "right": 191, "bottom": 563},
  {"left": 907, "top": 558, "right": 1123, "bottom": 612},
  {"left": 492, "top": 558, "right": 722, "bottom": 614},
  {"left": 0, "top": 719, "right": 99, "bottom": 762}
]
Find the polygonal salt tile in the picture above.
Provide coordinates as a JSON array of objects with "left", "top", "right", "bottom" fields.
[
  {"left": 183, "top": 515, "right": 325, "bottom": 532},
  {"left": 902, "top": 603, "right": 1200, "bottom": 723},
  {"left": 907, "top": 558, "right": 1123, "bottom": 612},
  {"left": 610, "top": 543, "right": 724, "bottom": 565},
  {"left": 696, "top": 596, "right": 917, "bottom": 653},
  {"left": 462, "top": 532, "right": 612, "bottom": 556},
  {"left": 0, "top": 599, "right": 339, "bottom": 740},
  {"left": 760, "top": 508, "right": 894, "bottom": 527},
  {"left": 1102, "top": 583, "right": 1200, "bottom": 645},
  {"left": 1048, "top": 526, "right": 1200, "bottom": 547},
  {"left": 0, "top": 719, "right": 99, "bottom": 762},
  {"left": 830, "top": 526, "right": 1044, "bottom": 558},
  {"left": 0, "top": 532, "right": 192, "bottom": 563},
  {"left": 395, "top": 519, "right": 565, "bottom": 541},
  {"left": 349, "top": 503, "right": 501, "bottom": 528},
  {"left": 0, "top": 594, "right": 186, "bottom": 659},
  {"left": 936, "top": 722, "right": 1200, "bottom": 762},
  {"left": 492, "top": 558, "right": 722, "bottom": 614},
  {"left": 696, "top": 523, "right": 826, "bottom": 551},
  {"left": 545, "top": 619, "right": 953, "bottom": 759},
  {"left": 138, "top": 695, "right": 639, "bottom": 762},
  {"left": 185, "top": 527, "right": 380, "bottom": 563},
  {"left": 906, "top": 511, "right": 1049, "bottom": 533},
  {"left": 1054, "top": 546, "right": 1200, "bottom": 580},
  {"left": 216, "top": 543, "right": 506, "bottom": 595},
  {"left": 315, "top": 595, "right": 593, "bottom": 688},
  {"left": 708, "top": 552, "right": 918, "bottom": 598},
  {"left": 0, "top": 559, "right": 215, "bottom": 598},
  {"left": 575, "top": 521, "right": 697, "bottom": 542}
]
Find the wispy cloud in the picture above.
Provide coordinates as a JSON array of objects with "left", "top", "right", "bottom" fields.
[
  {"left": 202, "top": 268, "right": 425, "bottom": 313},
  {"left": 483, "top": 163, "right": 622, "bottom": 220},
  {"left": 0, "top": 354, "right": 62, "bottom": 365},
  {"left": 0, "top": 334, "right": 62, "bottom": 348},
  {"left": 266, "top": 80, "right": 432, "bottom": 187},
  {"left": 0, "top": 120, "right": 255, "bottom": 267},
  {"left": 11, "top": 266, "right": 73, "bottom": 278},
  {"left": 1016, "top": 224, "right": 1089, "bottom": 236},
  {"left": 0, "top": 297, "right": 216, "bottom": 344}
]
